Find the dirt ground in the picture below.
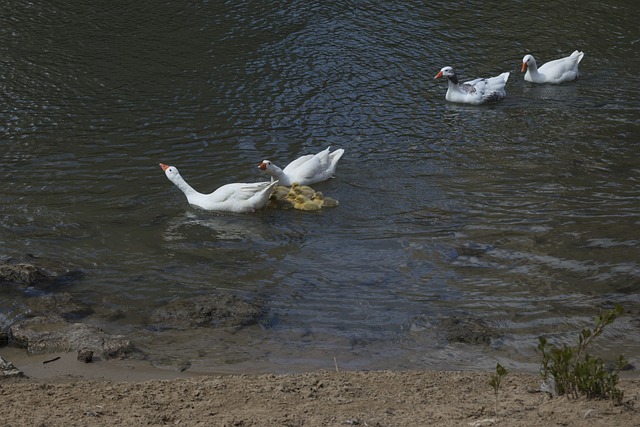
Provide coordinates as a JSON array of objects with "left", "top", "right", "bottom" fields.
[{"left": 1, "top": 352, "right": 639, "bottom": 427}]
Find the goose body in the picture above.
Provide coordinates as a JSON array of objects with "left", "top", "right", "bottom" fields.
[
  {"left": 521, "top": 50, "right": 584, "bottom": 84},
  {"left": 258, "top": 147, "right": 345, "bottom": 186},
  {"left": 160, "top": 163, "right": 277, "bottom": 213},
  {"left": 435, "top": 66, "right": 509, "bottom": 105}
]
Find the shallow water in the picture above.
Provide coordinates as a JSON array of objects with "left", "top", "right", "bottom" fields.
[{"left": 1, "top": 0, "right": 639, "bottom": 373}]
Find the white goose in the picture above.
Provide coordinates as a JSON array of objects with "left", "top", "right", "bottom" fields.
[
  {"left": 434, "top": 66, "right": 510, "bottom": 105},
  {"left": 258, "top": 147, "right": 345, "bottom": 186},
  {"left": 521, "top": 50, "right": 584, "bottom": 84},
  {"left": 160, "top": 163, "right": 277, "bottom": 213}
]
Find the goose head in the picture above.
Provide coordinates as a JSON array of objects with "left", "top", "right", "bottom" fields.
[
  {"left": 521, "top": 54, "right": 535, "bottom": 72},
  {"left": 435, "top": 66, "right": 458, "bottom": 84},
  {"left": 435, "top": 66, "right": 456, "bottom": 79},
  {"left": 258, "top": 160, "right": 272, "bottom": 171},
  {"left": 160, "top": 163, "right": 181, "bottom": 182}
]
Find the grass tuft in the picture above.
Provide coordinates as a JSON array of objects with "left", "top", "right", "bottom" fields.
[{"left": 537, "top": 305, "right": 626, "bottom": 403}]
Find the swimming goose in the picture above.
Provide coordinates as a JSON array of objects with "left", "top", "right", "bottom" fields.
[
  {"left": 435, "top": 66, "right": 509, "bottom": 105},
  {"left": 159, "top": 163, "right": 277, "bottom": 213},
  {"left": 258, "top": 147, "right": 345, "bottom": 186},
  {"left": 521, "top": 50, "right": 584, "bottom": 84}
]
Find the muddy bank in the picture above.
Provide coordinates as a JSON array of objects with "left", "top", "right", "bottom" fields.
[{"left": 1, "top": 368, "right": 639, "bottom": 427}]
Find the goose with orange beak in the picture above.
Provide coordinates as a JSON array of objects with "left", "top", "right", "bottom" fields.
[
  {"left": 159, "top": 163, "right": 277, "bottom": 213},
  {"left": 521, "top": 50, "right": 584, "bottom": 84},
  {"left": 435, "top": 66, "right": 509, "bottom": 105}
]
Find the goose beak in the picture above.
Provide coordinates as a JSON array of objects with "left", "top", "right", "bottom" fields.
[
  {"left": 159, "top": 163, "right": 170, "bottom": 171},
  {"left": 434, "top": 71, "right": 444, "bottom": 79},
  {"left": 521, "top": 62, "right": 528, "bottom": 73},
  {"left": 258, "top": 162, "right": 267, "bottom": 170}
]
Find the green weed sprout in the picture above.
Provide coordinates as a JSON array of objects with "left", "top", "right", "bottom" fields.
[{"left": 489, "top": 362, "right": 509, "bottom": 415}]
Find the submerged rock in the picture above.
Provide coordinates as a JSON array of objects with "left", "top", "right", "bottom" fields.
[
  {"left": 0, "top": 256, "right": 137, "bottom": 361},
  {"left": 23, "top": 292, "right": 94, "bottom": 320},
  {"left": 0, "top": 255, "right": 84, "bottom": 291},
  {"left": 441, "top": 316, "right": 497, "bottom": 346},
  {"left": 0, "top": 262, "right": 51, "bottom": 286},
  {"left": 9, "top": 316, "right": 133, "bottom": 359},
  {"left": 149, "top": 293, "right": 265, "bottom": 330}
]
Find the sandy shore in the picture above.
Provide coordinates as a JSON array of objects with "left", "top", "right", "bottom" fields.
[{"left": 1, "top": 350, "right": 639, "bottom": 426}]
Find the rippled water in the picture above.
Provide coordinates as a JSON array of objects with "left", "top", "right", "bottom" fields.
[{"left": 1, "top": 0, "right": 639, "bottom": 373}]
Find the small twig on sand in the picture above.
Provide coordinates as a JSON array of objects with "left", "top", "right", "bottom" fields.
[{"left": 43, "top": 356, "right": 61, "bottom": 364}]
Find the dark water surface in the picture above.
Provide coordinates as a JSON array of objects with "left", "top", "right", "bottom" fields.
[{"left": 1, "top": 0, "right": 639, "bottom": 373}]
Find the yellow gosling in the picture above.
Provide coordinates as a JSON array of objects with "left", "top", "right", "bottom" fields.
[
  {"left": 300, "top": 186, "right": 315, "bottom": 199},
  {"left": 294, "top": 194, "right": 321, "bottom": 211},
  {"left": 310, "top": 192, "right": 324, "bottom": 207},
  {"left": 273, "top": 185, "right": 290, "bottom": 199},
  {"left": 314, "top": 192, "right": 339, "bottom": 208},
  {"left": 276, "top": 197, "right": 295, "bottom": 209}
]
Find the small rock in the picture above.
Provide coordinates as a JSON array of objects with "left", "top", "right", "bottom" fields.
[
  {"left": 149, "top": 293, "right": 265, "bottom": 330},
  {"left": 0, "top": 355, "right": 24, "bottom": 378},
  {"left": 469, "top": 419, "right": 497, "bottom": 427},
  {"left": 77, "top": 348, "right": 94, "bottom": 363}
]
